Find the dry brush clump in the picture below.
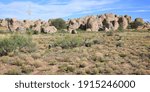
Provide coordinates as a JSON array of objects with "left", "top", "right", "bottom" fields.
[
  {"left": 0, "top": 34, "right": 36, "bottom": 56},
  {"left": 48, "top": 34, "right": 104, "bottom": 49}
]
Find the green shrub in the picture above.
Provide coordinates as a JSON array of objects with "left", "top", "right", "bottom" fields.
[
  {"left": 118, "top": 26, "right": 124, "bottom": 32},
  {"left": 50, "top": 18, "right": 67, "bottom": 30},
  {"left": 26, "top": 29, "right": 39, "bottom": 35},
  {"left": 84, "top": 40, "right": 93, "bottom": 47},
  {"left": 49, "top": 35, "right": 104, "bottom": 49},
  {"left": 5, "top": 68, "right": 22, "bottom": 75},
  {"left": 131, "top": 22, "right": 144, "bottom": 29},
  {"left": 21, "top": 65, "right": 34, "bottom": 74},
  {"left": 59, "top": 64, "right": 75, "bottom": 73},
  {"left": 11, "top": 60, "right": 24, "bottom": 66},
  {"left": 131, "top": 18, "right": 144, "bottom": 29},
  {"left": 93, "top": 39, "right": 102, "bottom": 44},
  {"left": 106, "top": 31, "right": 113, "bottom": 36},
  {"left": 0, "top": 34, "right": 36, "bottom": 56},
  {"left": 54, "top": 36, "right": 84, "bottom": 49}
]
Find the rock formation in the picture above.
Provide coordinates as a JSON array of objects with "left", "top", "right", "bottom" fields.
[
  {"left": 0, "top": 18, "right": 57, "bottom": 33},
  {"left": 0, "top": 13, "right": 149, "bottom": 33},
  {"left": 67, "top": 13, "right": 132, "bottom": 32}
]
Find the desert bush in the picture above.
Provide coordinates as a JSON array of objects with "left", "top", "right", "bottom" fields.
[
  {"left": 0, "top": 30, "right": 8, "bottom": 34},
  {"left": 76, "top": 29, "right": 86, "bottom": 32},
  {"left": 49, "top": 61, "right": 57, "bottom": 65},
  {"left": 116, "top": 41, "right": 124, "bottom": 47},
  {"left": 0, "top": 56, "right": 10, "bottom": 63},
  {"left": 91, "top": 55, "right": 106, "bottom": 62},
  {"left": 26, "top": 29, "right": 39, "bottom": 35},
  {"left": 131, "top": 18, "right": 144, "bottom": 29},
  {"left": 131, "top": 22, "right": 144, "bottom": 29},
  {"left": 93, "top": 39, "right": 103, "bottom": 44},
  {"left": 21, "top": 65, "right": 34, "bottom": 74},
  {"left": 59, "top": 64, "right": 75, "bottom": 73},
  {"left": 106, "top": 31, "right": 113, "bottom": 36},
  {"left": 119, "top": 53, "right": 127, "bottom": 58},
  {"left": 84, "top": 40, "right": 93, "bottom": 47},
  {"left": 11, "top": 60, "right": 24, "bottom": 66},
  {"left": 51, "top": 18, "right": 67, "bottom": 30},
  {"left": 54, "top": 36, "right": 84, "bottom": 49},
  {"left": 0, "top": 34, "right": 36, "bottom": 56},
  {"left": 115, "top": 34, "right": 122, "bottom": 41},
  {"left": 85, "top": 68, "right": 99, "bottom": 75},
  {"left": 78, "top": 62, "right": 87, "bottom": 68},
  {"left": 5, "top": 68, "right": 22, "bottom": 75},
  {"left": 118, "top": 26, "right": 124, "bottom": 32},
  {"left": 49, "top": 35, "right": 104, "bottom": 49}
]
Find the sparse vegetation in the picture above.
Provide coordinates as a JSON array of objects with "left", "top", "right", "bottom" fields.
[
  {"left": 54, "top": 36, "right": 84, "bottom": 49},
  {"left": 106, "top": 31, "right": 113, "bottom": 36},
  {"left": 21, "top": 65, "right": 34, "bottom": 74},
  {"left": 0, "top": 31, "right": 150, "bottom": 75},
  {"left": 26, "top": 29, "right": 39, "bottom": 35},
  {"left": 0, "top": 34, "right": 36, "bottom": 56},
  {"left": 58, "top": 64, "right": 75, "bottom": 73},
  {"left": 116, "top": 41, "right": 124, "bottom": 47},
  {"left": 5, "top": 68, "right": 22, "bottom": 75}
]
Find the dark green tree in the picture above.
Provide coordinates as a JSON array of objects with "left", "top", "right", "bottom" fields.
[{"left": 50, "top": 18, "right": 67, "bottom": 30}]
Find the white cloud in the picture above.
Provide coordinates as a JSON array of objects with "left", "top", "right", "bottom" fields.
[
  {"left": 124, "top": 9, "right": 150, "bottom": 13},
  {"left": 0, "top": 0, "right": 119, "bottom": 20}
]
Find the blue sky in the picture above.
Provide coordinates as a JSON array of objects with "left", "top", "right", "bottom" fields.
[{"left": 0, "top": 0, "right": 150, "bottom": 21}]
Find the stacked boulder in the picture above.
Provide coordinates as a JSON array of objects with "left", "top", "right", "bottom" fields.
[
  {"left": 67, "top": 13, "right": 132, "bottom": 32},
  {"left": 0, "top": 18, "right": 57, "bottom": 33},
  {"left": 0, "top": 13, "right": 149, "bottom": 33}
]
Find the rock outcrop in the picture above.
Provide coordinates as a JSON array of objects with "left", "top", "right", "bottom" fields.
[
  {"left": 67, "top": 13, "right": 133, "bottom": 31},
  {"left": 42, "top": 26, "right": 57, "bottom": 33},
  {"left": 0, "top": 13, "right": 149, "bottom": 33},
  {"left": 0, "top": 18, "right": 57, "bottom": 33}
]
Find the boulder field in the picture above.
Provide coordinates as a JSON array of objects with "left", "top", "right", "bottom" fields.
[{"left": 0, "top": 13, "right": 150, "bottom": 33}]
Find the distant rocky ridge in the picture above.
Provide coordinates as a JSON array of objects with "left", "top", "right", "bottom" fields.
[
  {"left": 0, "top": 18, "right": 57, "bottom": 33},
  {"left": 67, "top": 13, "right": 150, "bottom": 33},
  {"left": 0, "top": 13, "right": 150, "bottom": 33}
]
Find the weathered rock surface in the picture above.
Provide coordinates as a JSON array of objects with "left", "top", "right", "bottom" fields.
[
  {"left": 0, "top": 18, "right": 57, "bottom": 33},
  {"left": 0, "top": 13, "right": 149, "bottom": 33},
  {"left": 67, "top": 13, "right": 136, "bottom": 31},
  {"left": 42, "top": 26, "right": 57, "bottom": 33}
]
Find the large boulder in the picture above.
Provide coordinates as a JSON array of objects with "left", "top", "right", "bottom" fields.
[
  {"left": 6, "top": 18, "right": 25, "bottom": 31},
  {"left": 112, "top": 20, "right": 119, "bottom": 31},
  {"left": 0, "top": 19, "right": 8, "bottom": 27},
  {"left": 68, "top": 19, "right": 80, "bottom": 30},
  {"left": 97, "top": 18, "right": 103, "bottom": 29},
  {"left": 118, "top": 16, "right": 128, "bottom": 29},
  {"left": 105, "top": 13, "right": 116, "bottom": 22},
  {"left": 102, "top": 19, "right": 113, "bottom": 31},
  {"left": 34, "top": 20, "right": 42, "bottom": 27},
  {"left": 136, "top": 22, "right": 150, "bottom": 30},
  {"left": 98, "top": 14, "right": 106, "bottom": 21},
  {"left": 32, "top": 26, "right": 41, "bottom": 33},
  {"left": 124, "top": 15, "right": 132, "bottom": 23},
  {"left": 42, "top": 26, "right": 57, "bottom": 33},
  {"left": 87, "top": 16, "right": 99, "bottom": 31},
  {"left": 23, "top": 20, "right": 34, "bottom": 30}
]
